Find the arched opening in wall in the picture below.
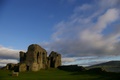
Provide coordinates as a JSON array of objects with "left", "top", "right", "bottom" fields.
[
  {"left": 27, "top": 66, "right": 29, "bottom": 71},
  {"left": 42, "top": 53, "right": 45, "bottom": 64},
  {"left": 50, "top": 57, "right": 54, "bottom": 68},
  {"left": 56, "top": 55, "right": 59, "bottom": 64},
  {"left": 14, "top": 65, "right": 19, "bottom": 72},
  {"left": 8, "top": 65, "right": 11, "bottom": 70},
  {"left": 24, "top": 53, "right": 26, "bottom": 61},
  {"left": 37, "top": 52, "right": 39, "bottom": 63}
]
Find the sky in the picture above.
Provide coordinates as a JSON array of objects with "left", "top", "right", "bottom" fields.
[{"left": 0, "top": 0, "right": 120, "bottom": 67}]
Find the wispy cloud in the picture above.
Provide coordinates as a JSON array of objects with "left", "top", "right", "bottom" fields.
[
  {"left": 41, "top": 0, "right": 120, "bottom": 59},
  {"left": 74, "top": 4, "right": 92, "bottom": 11},
  {"left": 62, "top": 56, "right": 120, "bottom": 66}
]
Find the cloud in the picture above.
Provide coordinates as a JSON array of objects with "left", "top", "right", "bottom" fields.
[
  {"left": 62, "top": 56, "right": 97, "bottom": 65},
  {"left": 62, "top": 55, "right": 120, "bottom": 66},
  {"left": 0, "top": 59, "right": 18, "bottom": 67},
  {"left": 79, "top": 8, "right": 120, "bottom": 55},
  {"left": 100, "top": 0, "right": 120, "bottom": 8},
  {"left": 93, "top": 8, "right": 119, "bottom": 33},
  {"left": 74, "top": 4, "right": 92, "bottom": 12},
  {"left": 0, "top": 45, "right": 20, "bottom": 66},
  {"left": 0, "top": 45, "right": 19, "bottom": 59},
  {"left": 41, "top": 0, "right": 120, "bottom": 59},
  {"left": 0, "top": 59, "right": 18, "bottom": 64},
  {"left": 62, "top": 57, "right": 76, "bottom": 64}
]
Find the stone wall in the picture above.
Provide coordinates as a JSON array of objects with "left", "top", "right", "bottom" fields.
[
  {"left": 25, "top": 44, "right": 47, "bottom": 70},
  {"left": 19, "top": 63, "right": 26, "bottom": 72},
  {"left": 6, "top": 63, "right": 19, "bottom": 72},
  {"left": 19, "top": 51, "right": 26, "bottom": 63}
]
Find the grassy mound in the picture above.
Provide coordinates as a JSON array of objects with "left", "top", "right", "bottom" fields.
[{"left": 0, "top": 68, "right": 120, "bottom": 80}]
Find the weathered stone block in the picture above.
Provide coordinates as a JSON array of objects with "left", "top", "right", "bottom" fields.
[
  {"left": 31, "top": 62, "right": 39, "bottom": 71},
  {"left": 19, "top": 63, "right": 26, "bottom": 72},
  {"left": 12, "top": 71, "right": 19, "bottom": 76}
]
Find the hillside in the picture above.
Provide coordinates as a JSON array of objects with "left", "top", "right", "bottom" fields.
[{"left": 87, "top": 61, "right": 120, "bottom": 72}]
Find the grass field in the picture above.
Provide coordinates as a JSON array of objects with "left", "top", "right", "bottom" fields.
[{"left": 0, "top": 68, "right": 120, "bottom": 80}]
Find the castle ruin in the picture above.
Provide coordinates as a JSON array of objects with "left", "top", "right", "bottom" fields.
[{"left": 6, "top": 44, "right": 61, "bottom": 72}]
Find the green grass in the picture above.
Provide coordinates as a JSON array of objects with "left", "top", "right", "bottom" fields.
[{"left": 0, "top": 68, "right": 120, "bottom": 80}]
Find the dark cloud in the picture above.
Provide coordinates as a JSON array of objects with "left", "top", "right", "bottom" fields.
[
  {"left": 0, "top": 45, "right": 20, "bottom": 66},
  {"left": 0, "top": 46, "right": 19, "bottom": 59}
]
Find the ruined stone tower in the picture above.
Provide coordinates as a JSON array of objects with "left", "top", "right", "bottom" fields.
[
  {"left": 18, "top": 44, "right": 61, "bottom": 72},
  {"left": 48, "top": 51, "right": 61, "bottom": 68}
]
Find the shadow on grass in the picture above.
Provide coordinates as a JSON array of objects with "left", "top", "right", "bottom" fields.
[
  {"left": 8, "top": 74, "right": 12, "bottom": 76},
  {"left": 71, "top": 71, "right": 120, "bottom": 80}
]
